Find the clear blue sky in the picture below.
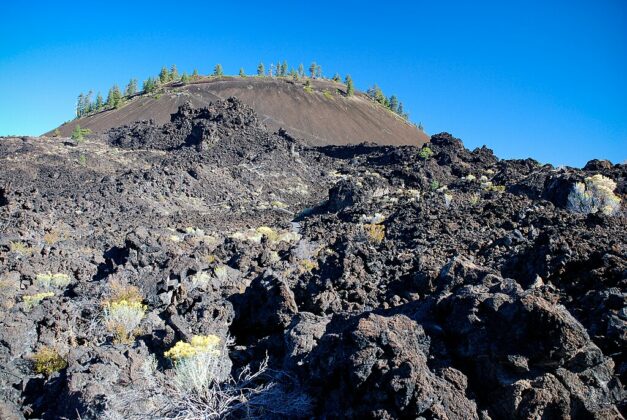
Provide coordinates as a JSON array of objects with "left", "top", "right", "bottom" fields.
[{"left": 1, "top": 1, "right": 625, "bottom": 167}]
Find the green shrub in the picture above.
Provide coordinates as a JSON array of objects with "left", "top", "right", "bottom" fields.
[
  {"left": 418, "top": 146, "right": 434, "bottom": 160},
  {"left": 71, "top": 125, "right": 91, "bottom": 141}
]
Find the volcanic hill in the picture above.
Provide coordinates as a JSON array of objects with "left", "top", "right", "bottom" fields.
[
  {"left": 0, "top": 98, "right": 625, "bottom": 419},
  {"left": 49, "top": 77, "right": 429, "bottom": 146}
]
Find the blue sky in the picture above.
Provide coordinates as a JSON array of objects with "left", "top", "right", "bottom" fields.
[{"left": 1, "top": 1, "right": 625, "bottom": 167}]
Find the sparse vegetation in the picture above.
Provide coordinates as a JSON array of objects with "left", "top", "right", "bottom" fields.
[
  {"left": 159, "top": 66, "right": 169, "bottom": 84},
  {"left": 23, "top": 292, "right": 55, "bottom": 308},
  {"left": 142, "top": 77, "right": 158, "bottom": 93},
  {"left": 35, "top": 273, "right": 71, "bottom": 290},
  {"left": 323, "top": 89, "right": 333, "bottom": 100},
  {"left": 367, "top": 84, "right": 409, "bottom": 119},
  {"left": 567, "top": 174, "right": 621, "bottom": 216},
  {"left": 170, "top": 64, "right": 179, "bottom": 81},
  {"left": 71, "top": 124, "right": 91, "bottom": 141},
  {"left": 299, "top": 259, "right": 318, "bottom": 273},
  {"left": 124, "top": 79, "right": 138, "bottom": 96},
  {"left": 95, "top": 92, "right": 103, "bottom": 109},
  {"left": 106, "top": 84, "right": 123, "bottom": 109},
  {"left": 309, "top": 62, "right": 317, "bottom": 78},
  {"left": 9, "top": 241, "right": 34, "bottom": 255},
  {"left": 102, "top": 282, "right": 146, "bottom": 343},
  {"left": 364, "top": 223, "right": 385, "bottom": 244},
  {"left": 32, "top": 347, "right": 67, "bottom": 376},
  {"left": 444, "top": 192, "right": 453, "bottom": 208},
  {"left": 345, "top": 74, "right": 354, "bottom": 96},
  {"left": 303, "top": 80, "right": 314, "bottom": 94},
  {"left": 418, "top": 146, "right": 434, "bottom": 160},
  {"left": 430, "top": 180, "right": 441, "bottom": 190}
]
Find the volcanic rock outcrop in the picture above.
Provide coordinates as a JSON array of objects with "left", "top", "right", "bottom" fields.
[{"left": 0, "top": 99, "right": 625, "bottom": 419}]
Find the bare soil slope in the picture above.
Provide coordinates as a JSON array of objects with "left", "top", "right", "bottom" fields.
[{"left": 49, "top": 77, "right": 429, "bottom": 146}]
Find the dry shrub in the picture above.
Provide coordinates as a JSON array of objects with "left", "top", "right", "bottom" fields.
[
  {"left": 364, "top": 223, "right": 385, "bottom": 244},
  {"left": 32, "top": 346, "right": 67, "bottom": 376}
]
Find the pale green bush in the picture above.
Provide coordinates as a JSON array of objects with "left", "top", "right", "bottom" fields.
[
  {"left": 35, "top": 273, "right": 71, "bottom": 290},
  {"left": 567, "top": 174, "right": 621, "bottom": 216}
]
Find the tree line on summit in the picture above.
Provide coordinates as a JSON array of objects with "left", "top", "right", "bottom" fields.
[{"left": 75, "top": 62, "right": 411, "bottom": 123}]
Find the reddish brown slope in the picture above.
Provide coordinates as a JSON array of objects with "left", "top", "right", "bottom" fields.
[{"left": 49, "top": 77, "right": 428, "bottom": 146}]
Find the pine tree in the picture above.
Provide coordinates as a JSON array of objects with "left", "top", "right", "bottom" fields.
[
  {"left": 332, "top": 73, "right": 341, "bottom": 82},
  {"left": 316, "top": 65, "right": 322, "bottom": 79},
  {"left": 345, "top": 75, "right": 354, "bottom": 96},
  {"left": 76, "top": 93, "right": 84, "bottom": 117},
  {"left": 289, "top": 68, "right": 298, "bottom": 79},
  {"left": 367, "top": 84, "right": 386, "bottom": 105},
  {"left": 181, "top": 72, "right": 190, "bottom": 84},
  {"left": 71, "top": 124, "right": 84, "bottom": 141},
  {"left": 106, "top": 84, "right": 122, "bottom": 109},
  {"left": 281, "top": 61, "right": 288, "bottom": 77},
  {"left": 192, "top": 69, "right": 199, "bottom": 80},
  {"left": 84, "top": 91, "right": 93, "bottom": 114},
  {"left": 309, "top": 62, "right": 317, "bottom": 78},
  {"left": 239, "top": 68, "right": 246, "bottom": 77},
  {"left": 257, "top": 62, "right": 265, "bottom": 76},
  {"left": 96, "top": 92, "right": 103, "bottom": 109},
  {"left": 143, "top": 77, "right": 158, "bottom": 93},
  {"left": 159, "top": 66, "right": 169, "bottom": 84},
  {"left": 213, "top": 64, "right": 224, "bottom": 77},
  {"left": 276, "top": 61, "right": 281, "bottom": 76},
  {"left": 170, "top": 64, "right": 179, "bottom": 81},
  {"left": 125, "top": 79, "right": 138, "bottom": 96},
  {"left": 389, "top": 95, "right": 399, "bottom": 113},
  {"left": 298, "top": 63, "right": 305, "bottom": 78}
]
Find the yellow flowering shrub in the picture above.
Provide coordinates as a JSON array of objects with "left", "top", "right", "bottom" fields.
[
  {"left": 364, "top": 224, "right": 385, "bottom": 244},
  {"left": 102, "top": 282, "right": 146, "bottom": 343},
  {"left": 35, "top": 273, "right": 71, "bottom": 290},
  {"left": 23, "top": 292, "right": 55, "bottom": 308},
  {"left": 165, "top": 334, "right": 221, "bottom": 360},
  {"left": 32, "top": 346, "right": 67, "bottom": 376}
]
